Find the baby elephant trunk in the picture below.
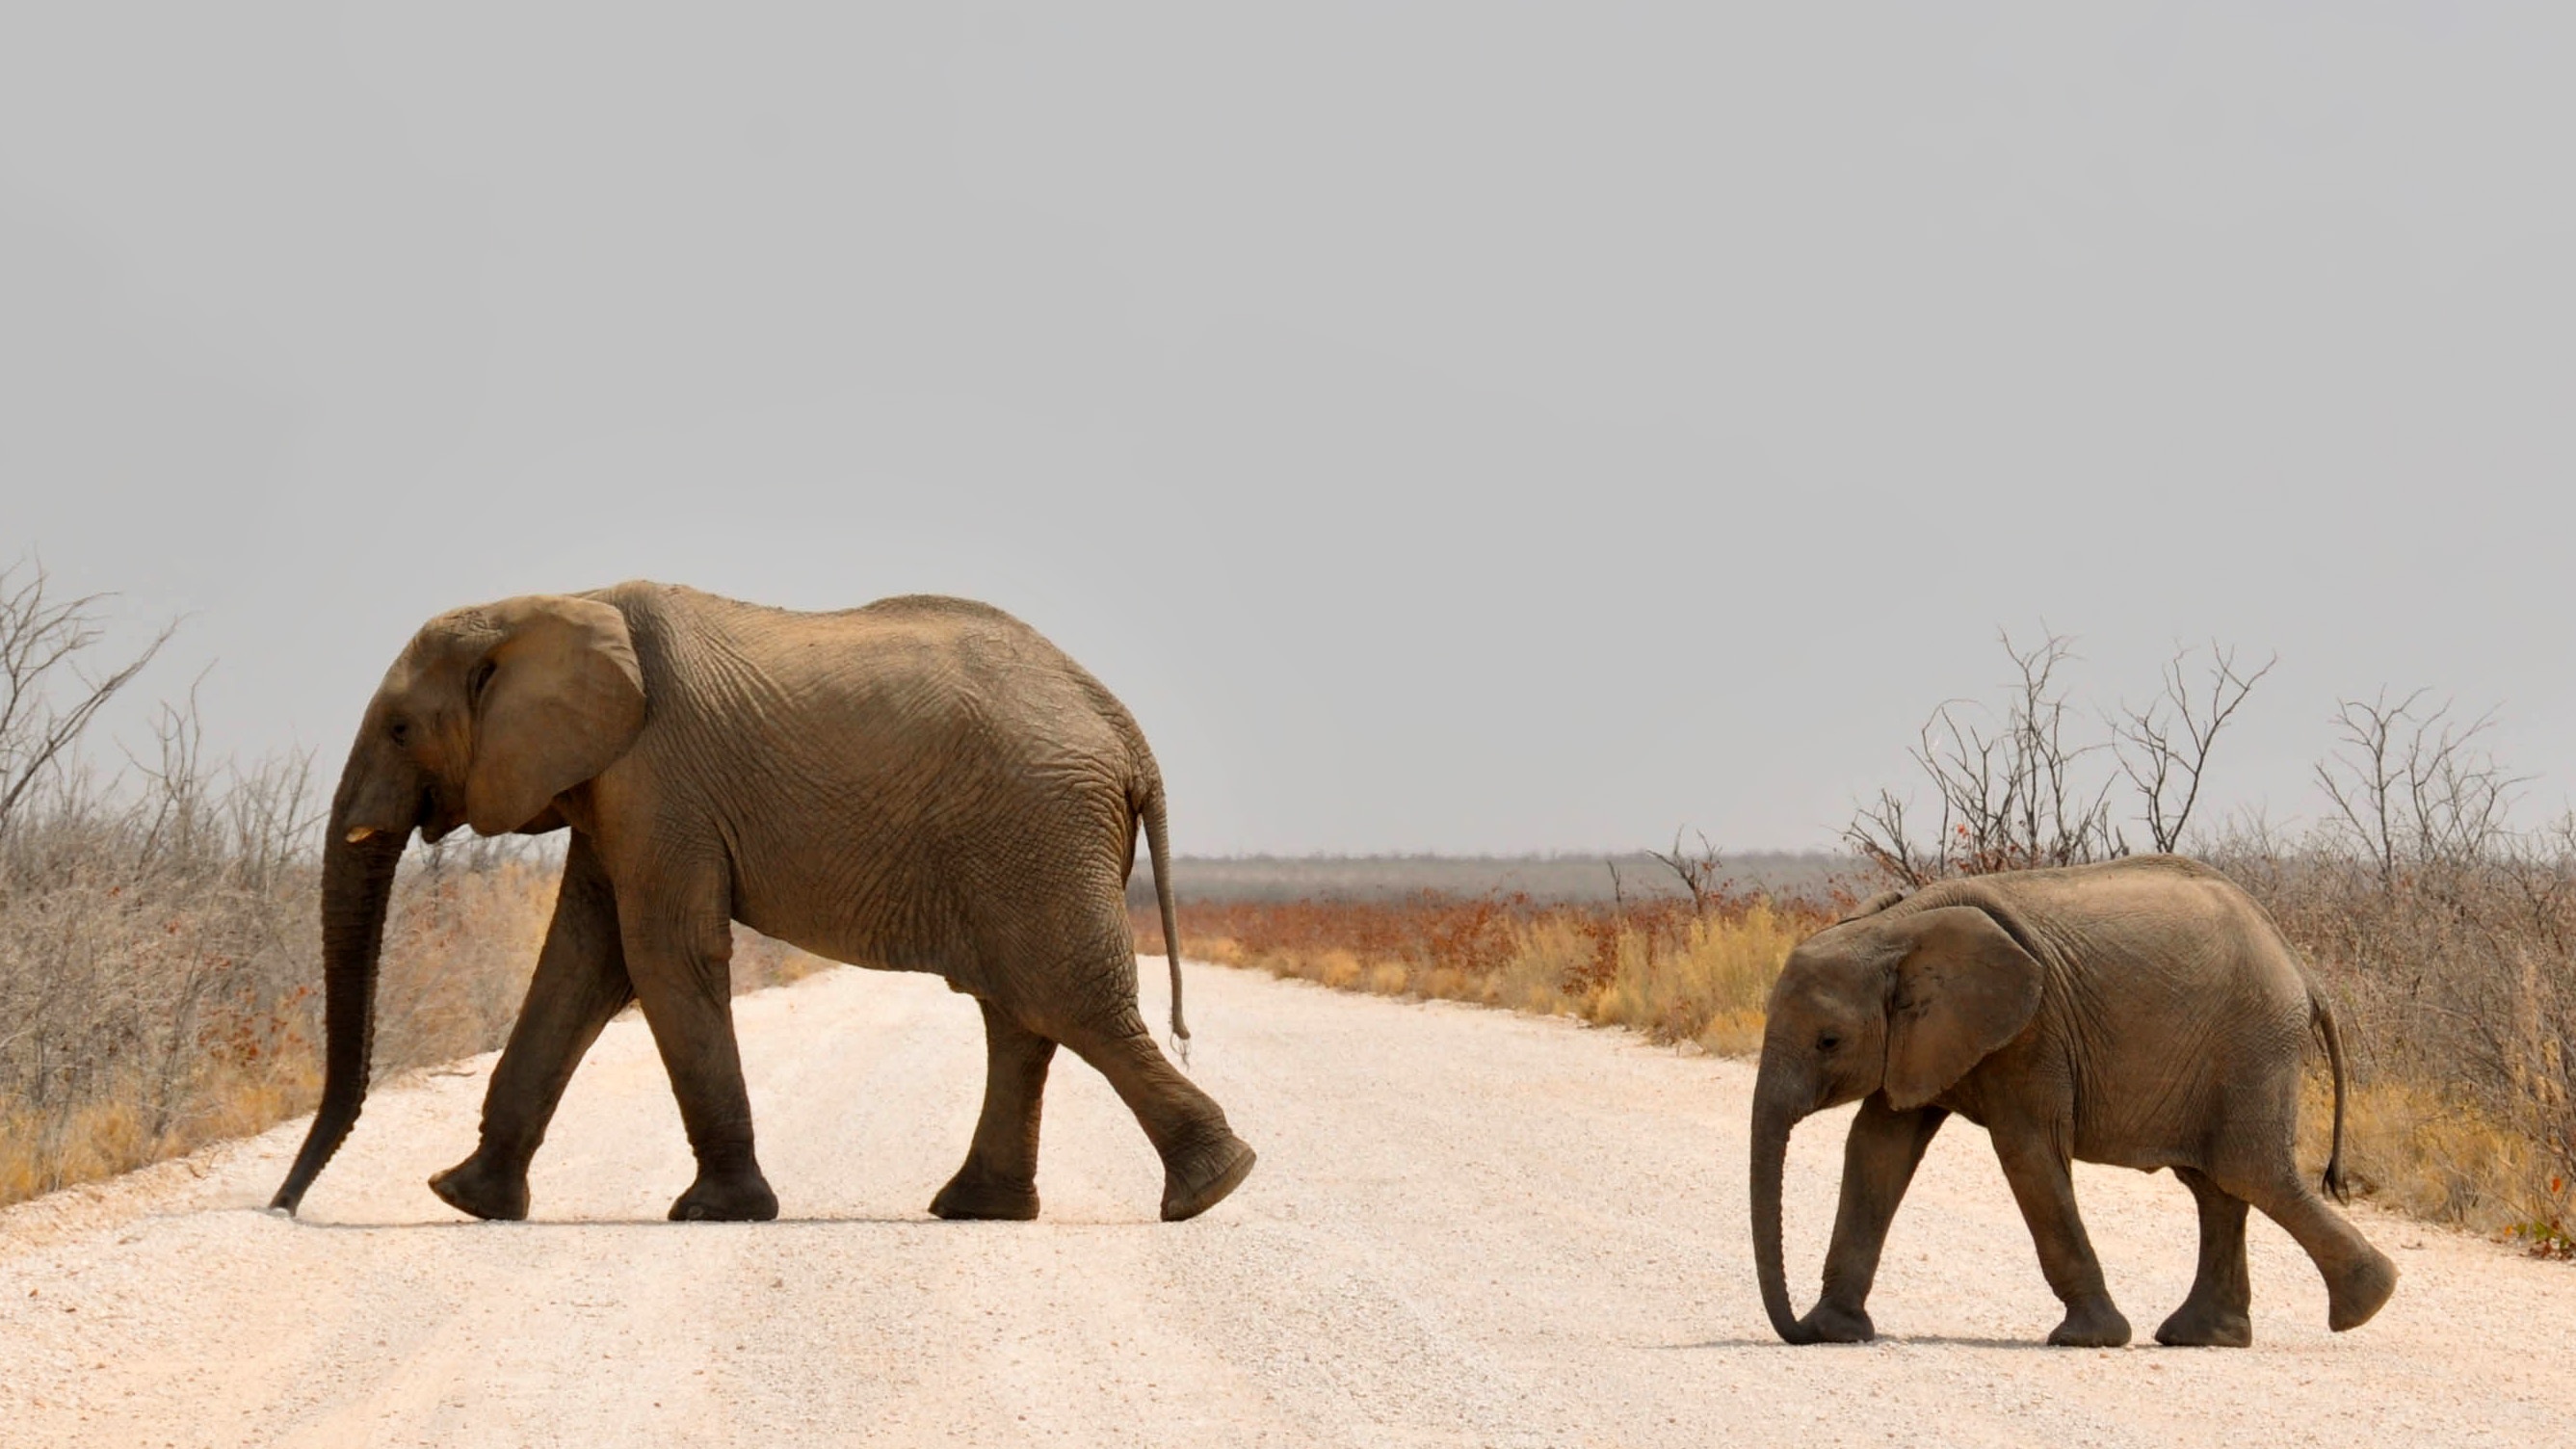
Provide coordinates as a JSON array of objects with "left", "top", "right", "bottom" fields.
[{"left": 1749, "top": 1069, "right": 1819, "bottom": 1344}]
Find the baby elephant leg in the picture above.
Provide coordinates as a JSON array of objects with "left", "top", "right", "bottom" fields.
[
  {"left": 2156, "top": 1167, "right": 2253, "bottom": 1347},
  {"left": 2230, "top": 1164, "right": 2398, "bottom": 1332},
  {"left": 1802, "top": 1099, "right": 1949, "bottom": 1343},
  {"left": 1990, "top": 1126, "right": 2131, "bottom": 1347}
]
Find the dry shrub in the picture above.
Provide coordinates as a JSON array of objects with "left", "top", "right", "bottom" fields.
[
  {"left": 2227, "top": 839, "right": 2576, "bottom": 1244},
  {"left": 0, "top": 785, "right": 833, "bottom": 1208}
]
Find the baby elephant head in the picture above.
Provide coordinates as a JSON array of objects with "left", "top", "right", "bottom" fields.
[
  {"left": 270, "top": 593, "right": 646, "bottom": 1217},
  {"left": 1748, "top": 903, "right": 2045, "bottom": 1342}
]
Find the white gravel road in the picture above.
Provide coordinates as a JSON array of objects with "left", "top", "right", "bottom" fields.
[{"left": 4, "top": 961, "right": 2571, "bottom": 1448}]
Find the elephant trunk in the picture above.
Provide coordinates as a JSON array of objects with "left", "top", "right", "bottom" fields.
[
  {"left": 268, "top": 750, "right": 410, "bottom": 1215},
  {"left": 1750, "top": 1067, "right": 1817, "bottom": 1345}
]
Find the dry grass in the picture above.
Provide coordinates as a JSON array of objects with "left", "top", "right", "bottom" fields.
[
  {"left": 1140, "top": 889, "right": 1838, "bottom": 1059},
  {"left": 0, "top": 787, "right": 830, "bottom": 1210}
]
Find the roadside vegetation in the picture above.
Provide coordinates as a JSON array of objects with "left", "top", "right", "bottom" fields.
[{"left": 1143, "top": 884, "right": 1835, "bottom": 1061}]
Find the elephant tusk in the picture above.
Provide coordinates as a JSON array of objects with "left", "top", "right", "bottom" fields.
[{"left": 345, "top": 826, "right": 380, "bottom": 844}]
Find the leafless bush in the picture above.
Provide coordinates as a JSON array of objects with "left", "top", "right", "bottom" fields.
[
  {"left": 2116, "top": 643, "right": 2275, "bottom": 853},
  {"left": 2314, "top": 690, "right": 2530, "bottom": 889},
  {"left": 1646, "top": 828, "right": 1726, "bottom": 915},
  {"left": 0, "top": 560, "right": 175, "bottom": 836},
  {"left": 1851, "top": 631, "right": 2236, "bottom": 883}
]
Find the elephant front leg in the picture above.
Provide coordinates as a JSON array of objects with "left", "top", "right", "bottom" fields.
[
  {"left": 2156, "top": 1167, "right": 2253, "bottom": 1347},
  {"left": 1990, "top": 1126, "right": 2131, "bottom": 1347},
  {"left": 432, "top": 832, "right": 634, "bottom": 1222},
  {"left": 931, "top": 1000, "right": 1058, "bottom": 1221},
  {"left": 1802, "top": 1098, "right": 1949, "bottom": 1343},
  {"left": 624, "top": 881, "right": 779, "bottom": 1223}
]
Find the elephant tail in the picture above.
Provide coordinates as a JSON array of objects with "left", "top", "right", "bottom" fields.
[
  {"left": 1136, "top": 774, "right": 1191, "bottom": 1066},
  {"left": 2312, "top": 988, "right": 2353, "bottom": 1203}
]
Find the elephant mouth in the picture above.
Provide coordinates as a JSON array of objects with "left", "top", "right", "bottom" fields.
[{"left": 415, "top": 784, "right": 465, "bottom": 843}]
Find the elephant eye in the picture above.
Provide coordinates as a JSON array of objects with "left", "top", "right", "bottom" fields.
[
  {"left": 388, "top": 718, "right": 413, "bottom": 747},
  {"left": 1816, "top": 1031, "right": 1843, "bottom": 1053}
]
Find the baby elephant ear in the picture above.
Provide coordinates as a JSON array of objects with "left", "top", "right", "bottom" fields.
[
  {"left": 464, "top": 595, "right": 646, "bottom": 836},
  {"left": 1882, "top": 906, "right": 2045, "bottom": 1110}
]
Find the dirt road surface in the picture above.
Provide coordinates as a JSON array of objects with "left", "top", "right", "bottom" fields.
[{"left": 4, "top": 962, "right": 2571, "bottom": 1447}]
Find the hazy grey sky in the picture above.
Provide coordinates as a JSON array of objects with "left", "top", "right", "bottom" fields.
[{"left": 6, "top": 5, "right": 2571, "bottom": 854}]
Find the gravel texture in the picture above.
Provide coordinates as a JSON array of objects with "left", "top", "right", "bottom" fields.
[{"left": 2, "top": 961, "right": 2569, "bottom": 1447}]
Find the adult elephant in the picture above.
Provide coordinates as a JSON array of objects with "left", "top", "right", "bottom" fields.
[
  {"left": 1749, "top": 856, "right": 2395, "bottom": 1348},
  {"left": 269, "top": 584, "right": 1255, "bottom": 1225}
]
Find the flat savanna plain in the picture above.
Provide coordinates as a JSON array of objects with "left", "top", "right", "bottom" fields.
[{"left": 4, "top": 961, "right": 2570, "bottom": 1448}]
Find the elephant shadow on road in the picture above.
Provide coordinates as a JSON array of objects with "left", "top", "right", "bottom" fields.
[{"left": 252, "top": 1210, "right": 999, "bottom": 1231}]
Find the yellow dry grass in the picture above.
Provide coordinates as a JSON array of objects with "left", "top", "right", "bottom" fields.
[{"left": 1177, "top": 896, "right": 1817, "bottom": 1059}]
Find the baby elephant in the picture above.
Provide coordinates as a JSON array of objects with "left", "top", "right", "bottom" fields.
[{"left": 1750, "top": 856, "right": 2396, "bottom": 1348}]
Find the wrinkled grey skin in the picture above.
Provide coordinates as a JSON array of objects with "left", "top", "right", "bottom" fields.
[
  {"left": 1750, "top": 856, "right": 2396, "bottom": 1348},
  {"left": 272, "top": 584, "right": 1255, "bottom": 1225}
]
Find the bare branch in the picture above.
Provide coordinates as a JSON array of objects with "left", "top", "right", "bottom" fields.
[
  {"left": 2115, "top": 642, "right": 2276, "bottom": 852},
  {"left": 1646, "top": 828, "right": 1726, "bottom": 914},
  {"left": 0, "top": 559, "right": 179, "bottom": 835}
]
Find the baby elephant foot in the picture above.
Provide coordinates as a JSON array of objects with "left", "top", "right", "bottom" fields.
[
  {"left": 929, "top": 1170, "right": 1040, "bottom": 1222},
  {"left": 1798, "top": 1301, "right": 1876, "bottom": 1344},
  {"left": 2048, "top": 1296, "right": 2133, "bottom": 1348},
  {"left": 2154, "top": 1302, "right": 2253, "bottom": 1348},
  {"left": 669, "top": 1167, "right": 779, "bottom": 1223},
  {"left": 429, "top": 1152, "right": 530, "bottom": 1222},
  {"left": 1161, "top": 1132, "right": 1258, "bottom": 1222},
  {"left": 2327, "top": 1249, "right": 2399, "bottom": 1331}
]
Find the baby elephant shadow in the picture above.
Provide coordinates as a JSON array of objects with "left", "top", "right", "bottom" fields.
[{"left": 1653, "top": 1334, "right": 2061, "bottom": 1352}]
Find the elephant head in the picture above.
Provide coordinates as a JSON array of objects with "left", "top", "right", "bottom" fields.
[
  {"left": 1748, "top": 902, "right": 2044, "bottom": 1342},
  {"left": 269, "top": 594, "right": 646, "bottom": 1214}
]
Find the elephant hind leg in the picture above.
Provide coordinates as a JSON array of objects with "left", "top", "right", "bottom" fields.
[
  {"left": 931, "top": 999, "right": 1057, "bottom": 1221},
  {"left": 2226, "top": 1161, "right": 2397, "bottom": 1331},
  {"left": 2155, "top": 1167, "right": 2253, "bottom": 1347},
  {"left": 1058, "top": 1011, "right": 1256, "bottom": 1222}
]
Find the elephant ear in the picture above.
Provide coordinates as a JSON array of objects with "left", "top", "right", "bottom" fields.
[
  {"left": 463, "top": 595, "right": 646, "bottom": 835},
  {"left": 1881, "top": 906, "right": 2046, "bottom": 1110}
]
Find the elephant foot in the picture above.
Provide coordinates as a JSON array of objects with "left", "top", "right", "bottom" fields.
[
  {"left": 2326, "top": 1249, "right": 2398, "bottom": 1331},
  {"left": 1160, "top": 1132, "right": 1257, "bottom": 1223},
  {"left": 1797, "top": 1301, "right": 1876, "bottom": 1344},
  {"left": 429, "top": 1152, "right": 530, "bottom": 1222},
  {"left": 929, "top": 1172, "right": 1040, "bottom": 1222},
  {"left": 2046, "top": 1296, "right": 2132, "bottom": 1348},
  {"left": 669, "top": 1167, "right": 779, "bottom": 1223},
  {"left": 2155, "top": 1302, "right": 2253, "bottom": 1348}
]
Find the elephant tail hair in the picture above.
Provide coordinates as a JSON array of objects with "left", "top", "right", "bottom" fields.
[
  {"left": 1136, "top": 774, "right": 1191, "bottom": 1067},
  {"left": 2312, "top": 988, "right": 2353, "bottom": 1203}
]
